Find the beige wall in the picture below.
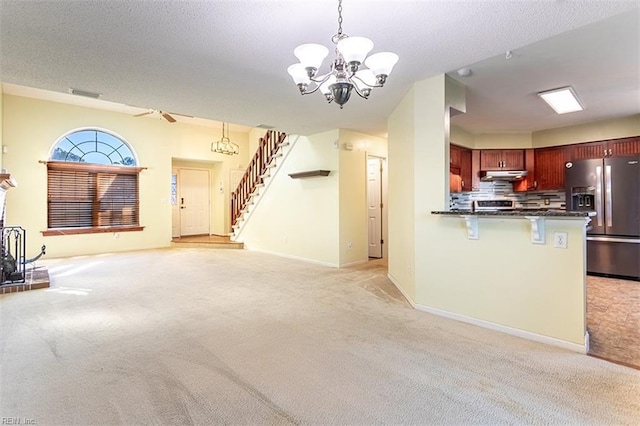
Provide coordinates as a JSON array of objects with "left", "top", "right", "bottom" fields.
[
  {"left": 388, "top": 86, "right": 416, "bottom": 300},
  {"left": 2, "top": 94, "right": 249, "bottom": 257},
  {"left": 451, "top": 114, "right": 639, "bottom": 150},
  {"left": 450, "top": 125, "right": 474, "bottom": 148},
  {"left": 0, "top": 85, "right": 3, "bottom": 168},
  {"left": 532, "top": 114, "right": 640, "bottom": 147},
  {"left": 473, "top": 132, "right": 533, "bottom": 149},
  {"left": 338, "top": 129, "right": 388, "bottom": 266},
  {"left": 239, "top": 131, "right": 340, "bottom": 266},
  {"left": 388, "top": 74, "right": 588, "bottom": 348}
]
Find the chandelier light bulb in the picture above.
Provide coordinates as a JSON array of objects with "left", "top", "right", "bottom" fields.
[
  {"left": 336, "top": 36, "right": 374, "bottom": 65},
  {"left": 364, "top": 52, "right": 399, "bottom": 78},
  {"left": 287, "top": 63, "right": 311, "bottom": 85},
  {"left": 294, "top": 43, "right": 330, "bottom": 71}
]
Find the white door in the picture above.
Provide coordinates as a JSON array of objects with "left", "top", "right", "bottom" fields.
[
  {"left": 367, "top": 157, "right": 383, "bottom": 258},
  {"left": 179, "top": 168, "right": 210, "bottom": 236}
]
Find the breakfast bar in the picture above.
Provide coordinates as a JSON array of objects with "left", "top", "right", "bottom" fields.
[{"left": 432, "top": 209, "right": 595, "bottom": 243}]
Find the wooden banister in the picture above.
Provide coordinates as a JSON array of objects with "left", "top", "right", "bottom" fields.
[{"left": 231, "top": 130, "right": 287, "bottom": 227}]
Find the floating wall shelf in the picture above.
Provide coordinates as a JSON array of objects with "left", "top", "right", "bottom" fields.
[{"left": 288, "top": 170, "right": 331, "bottom": 179}]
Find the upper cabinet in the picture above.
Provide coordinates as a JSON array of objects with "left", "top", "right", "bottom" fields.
[
  {"left": 480, "top": 149, "right": 525, "bottom": 170},
  {"left": 534, "top": 145, "right": 571, "bottom": 190},
  {"left": 450, "top": 144, "right": 473, "bottom": 192},
  {"left": 571, "top": 136, "right": 640, "bottom": 160}
]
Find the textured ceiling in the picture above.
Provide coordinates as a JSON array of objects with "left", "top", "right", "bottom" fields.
[{"left": 1, "top": 0, "right": 638, "bottom": 137}]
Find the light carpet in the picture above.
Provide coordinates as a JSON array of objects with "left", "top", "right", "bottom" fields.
[{"left": 1, "top": 248, "right": 639, "bottom": 425}]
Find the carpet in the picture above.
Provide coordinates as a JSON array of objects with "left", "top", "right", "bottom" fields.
[{"left": 1, "top": 248, "right": 639, "bottom": 424}]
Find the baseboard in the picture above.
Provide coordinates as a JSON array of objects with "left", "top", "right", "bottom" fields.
[
  {"left": 385, "top": 273, "right": 586, "bottom": 353},
  {"left": 414, "top": 304, "right": 588, "bottom": 354},
  {"left": 244, "top": 246, "right": 339, "bottom": 268},
  {"left": 387, "top": 273, "right": 415, "bottom": 307}
]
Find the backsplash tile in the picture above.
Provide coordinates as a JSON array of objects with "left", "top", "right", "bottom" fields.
[{"left": 450, "top": 181, "right": 565, "bottom": 210}]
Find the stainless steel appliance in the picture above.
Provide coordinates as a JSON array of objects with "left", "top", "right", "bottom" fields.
[
  {"left": 479, "top": 170, "right": 527, "bottom": 181},
  {"left": 473, "top": 199, "right": 516, "bottom": 211},
  {"left": 565, "top": 156, "right": 640, "bottom": 280}
]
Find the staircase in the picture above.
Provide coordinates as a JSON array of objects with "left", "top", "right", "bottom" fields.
[{"left": 231, "top": 130, "right": 293, "bottom": 241}]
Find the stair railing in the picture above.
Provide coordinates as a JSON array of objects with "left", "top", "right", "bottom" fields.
[{"left": 231, "top": 130, "right": 287, "bottom": 226}]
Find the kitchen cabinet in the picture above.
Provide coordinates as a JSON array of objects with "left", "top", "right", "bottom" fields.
[
  {"left": 450, "top": 144, "right": 472, "bottom": 192},
  {"left": 480, "top": 149, "right": 525, "bottom": 170},
  {"left": 570, "top": 136, "right": 640, "bottom": 160},
  {"left": 513, "top": 149, "right": 535, "bottom": 192},
  {"left": 534, "top": 145, "right": 571, "bottom": 190},
  {"left": 607, "top": 136, "right": 640, "bottom": 157}
]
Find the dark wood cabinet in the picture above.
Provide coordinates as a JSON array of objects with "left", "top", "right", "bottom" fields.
[
  {"left": 448, "top": 136, "right": 638, "bottom": 194},
  {"left": 450, "top": 144, "right": 462, "bottom": 168},
  {"left": 534, "top": 146, "right": 571, "bottom": 190},
  {"left": 513, "top": 149, "right": 535, "bottom": 192},
  {"left": 570, "top": 136, "right": 640, "bottom": 160},
  {"left": 480, "top": 149, "right": 525, "bottom": 170},
  {"left": 460, "top": 148, "right": 472, "bottom": 191},
  {"left": 608, "top": 136, "right": 640, "bottom": 157},
  {"left": 570, "top": 141, "right": 608, "bottom": 160},
  {"left": 449, "top": 144, "right": 472, "bottom": 192}
]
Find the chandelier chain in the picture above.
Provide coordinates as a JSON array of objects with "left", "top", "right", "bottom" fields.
[{"left": 337, "top": 0, "right": 343, "bottom": 36}]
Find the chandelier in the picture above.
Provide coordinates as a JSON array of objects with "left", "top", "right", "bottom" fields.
[
  {"left": 211, "top": 122, "right": 239, "bottom": 155},
  {"left": 287, "top": 0, "right": 399, "bottom": 109}
]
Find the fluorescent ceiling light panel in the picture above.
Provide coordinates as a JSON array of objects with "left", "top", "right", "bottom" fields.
[{"left": 538, "top": 86, "right": 584, "bottom": 114}]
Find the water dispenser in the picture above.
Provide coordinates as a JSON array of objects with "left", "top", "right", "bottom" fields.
[{"left": 570, "top": 186, "right": 595, "bottom": 211}]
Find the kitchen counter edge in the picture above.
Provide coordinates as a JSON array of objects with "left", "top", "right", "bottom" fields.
[{"left": 431, "top": 210, "right": 595, "bottom": 217}]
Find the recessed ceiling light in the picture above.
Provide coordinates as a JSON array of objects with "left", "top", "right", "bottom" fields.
[{"left": 537, "top": 86, "right": 584, "bottom": 114}]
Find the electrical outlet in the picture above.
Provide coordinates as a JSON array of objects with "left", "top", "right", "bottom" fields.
[
  {"left": 554, "top": 232, "right": 568, "bottom": 248},
  {"left": 347, "top": 241, "right": 353, "bottom": 249}
]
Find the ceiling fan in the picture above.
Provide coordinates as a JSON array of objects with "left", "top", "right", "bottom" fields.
[{"left": 133, "top": 109, "right": 179, "bottom": 123}]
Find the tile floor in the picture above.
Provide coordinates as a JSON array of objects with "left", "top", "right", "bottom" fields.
[{"left": 586, "top": 275, "right": 639, "bottom": 369}]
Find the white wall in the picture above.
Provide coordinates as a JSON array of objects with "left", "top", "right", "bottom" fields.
[
  {"left": 2, "top": 94, "right": 249, "bottom": 257},
  {"left": 239, "top": 131, "right": 340, "bottom": 267},
  {"left": 388, "top": 74, "right": 588, "bottom": 348}
]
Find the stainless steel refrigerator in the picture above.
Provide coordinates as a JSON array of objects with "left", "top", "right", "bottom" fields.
[{"left": 565, "top": 155, "right": 640, "bottom": 280}]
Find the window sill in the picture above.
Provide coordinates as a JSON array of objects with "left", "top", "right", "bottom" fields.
[{"left": 42, "top": 226, "right": 144, "bottom": 236}]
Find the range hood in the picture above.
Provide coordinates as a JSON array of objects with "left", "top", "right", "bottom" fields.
[{"left": 479, "top": 170, "right": 528, "bottom": 181}]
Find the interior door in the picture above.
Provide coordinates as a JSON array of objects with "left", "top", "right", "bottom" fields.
[
  {"left": 367, "top": 157, "right": 383, "bottom": 258},
  {"left": 179, "top": 168, "right": 210, "bottom": 236}
]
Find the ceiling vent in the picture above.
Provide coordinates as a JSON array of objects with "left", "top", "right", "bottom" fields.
[
  {"left": 256, "top": 124, "right": 275, "bottom": 130},
  {"left": 69, "top": 88, "right": 101, "bottom": 99}
]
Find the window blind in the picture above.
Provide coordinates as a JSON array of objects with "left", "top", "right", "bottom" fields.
[{"left": 47, "top": 162, "right": 141, "bottom": 230}]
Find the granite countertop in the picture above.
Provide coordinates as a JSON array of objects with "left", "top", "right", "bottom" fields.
[{"left": 432, "top": 209, "right": 595, "bottom": 217}]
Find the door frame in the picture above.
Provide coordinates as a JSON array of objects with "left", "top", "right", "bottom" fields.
[
  {"left": 172, "top": 166, "right": 212, "bottom": 237},
  {"left": 366, "top": 154, "right": 388, "bottom": 259}
]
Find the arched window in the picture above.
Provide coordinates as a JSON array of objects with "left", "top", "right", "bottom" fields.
[
  {"left": 49, "top": 128, "right": 137, "bottom": 165},
  {"left": 44, "top": 129, "right": 144, "bottom": 235}
]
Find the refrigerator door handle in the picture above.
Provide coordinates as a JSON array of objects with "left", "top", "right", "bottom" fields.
[
  {"left": 605, "top": 164, "right": 612, "bottom": 227},
  {"left": 595, "top": 165, "right": 603, "bottom": 227}
]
